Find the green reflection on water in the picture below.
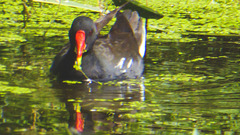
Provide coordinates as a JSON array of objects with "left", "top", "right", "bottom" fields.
[{"left": 1, "top": 0, "right": 240, "bottom": 134}]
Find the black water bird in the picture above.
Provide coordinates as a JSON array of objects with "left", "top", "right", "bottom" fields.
[{"left": 50, "top": 9, "right": 146, "bottom": 81}]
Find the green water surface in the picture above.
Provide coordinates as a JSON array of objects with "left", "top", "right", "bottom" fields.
[{"left": 0, "top": 0, "right": 240, "bottom": 134}]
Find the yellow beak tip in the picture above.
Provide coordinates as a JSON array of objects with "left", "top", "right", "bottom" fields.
[{"left": 73, "top": 57, "right": 83, "bottom": 71}]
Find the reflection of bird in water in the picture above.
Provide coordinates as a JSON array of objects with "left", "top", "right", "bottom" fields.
[{"left": 54, "top": 79, "right": 145, "bottom": 134}]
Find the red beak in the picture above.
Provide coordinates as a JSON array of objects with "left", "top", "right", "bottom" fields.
[{"left": 75, "top": 30, "right": 86, "bottom": 68}]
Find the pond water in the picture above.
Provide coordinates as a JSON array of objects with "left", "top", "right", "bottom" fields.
[{"left": 0, "top": 30, "right": 240, "bottom": 135}]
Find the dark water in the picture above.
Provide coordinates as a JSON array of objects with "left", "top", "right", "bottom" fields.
[{"left": 0, "top": 34, "right": 240, "bottom": 135}]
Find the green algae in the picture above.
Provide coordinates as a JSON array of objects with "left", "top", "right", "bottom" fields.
[
  {"left": 0, "top": 0, "right": 240, "bottom": 134},
  {"left": 1, "top": 0, "right": 240, "bottom": 43}
]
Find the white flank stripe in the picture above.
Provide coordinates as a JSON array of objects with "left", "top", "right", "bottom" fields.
[
  {"left": 127, "top": 59, "right": 133, "bottom": 68},
  {"left": 114, "top": 57, "right": 126, "bottom": 69},
  {"left": 139, "top": 24, "right": 146, "bottom": 58}
]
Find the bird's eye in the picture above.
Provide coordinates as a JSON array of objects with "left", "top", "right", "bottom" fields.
[{"left": 88, "top": 30, "right": 93, "bottom": 36}]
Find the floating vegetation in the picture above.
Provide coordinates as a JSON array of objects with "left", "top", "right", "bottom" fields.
[
  {"left": 1, "top": 0, "right": 240, "bottom": 134},
  {"left": 0, "top": 81, "right": 36, "bottom": 94},
  {"left": 62, "top": 80, "right": 82, "bottom": 84}
]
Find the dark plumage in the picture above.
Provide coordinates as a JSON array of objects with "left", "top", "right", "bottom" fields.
[{"left": 50, "top": 10, "right": 146, "bottom": 81}]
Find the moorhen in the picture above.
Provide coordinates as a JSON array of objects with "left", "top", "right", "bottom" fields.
[{"left": 50, "top": 9, "right": 146, "bottom": 81}]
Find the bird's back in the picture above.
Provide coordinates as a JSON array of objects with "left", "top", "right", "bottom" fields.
[{"left": 92, "top": 10, "right": 146, "bottom": 79}]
